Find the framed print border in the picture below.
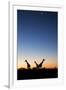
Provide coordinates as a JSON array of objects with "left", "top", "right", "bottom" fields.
[{"left": 9, "top": 1, "right": 64, "bottom": 88}]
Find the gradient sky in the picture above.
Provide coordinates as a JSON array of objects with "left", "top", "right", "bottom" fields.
[{"left": 17, "top": 10, "right": 58, "bottom": 69}]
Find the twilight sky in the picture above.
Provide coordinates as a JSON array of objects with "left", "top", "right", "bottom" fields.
[{"left": 17, "top": 10, "right": 58, "bottom": 69}]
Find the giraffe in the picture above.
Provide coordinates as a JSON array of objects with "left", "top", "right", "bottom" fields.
[
  {"left": 25, "top": 60, "right": 31, "bottom": 69},
  {"left": 34, "top": 59, "right": 45, "bottom": 69}
]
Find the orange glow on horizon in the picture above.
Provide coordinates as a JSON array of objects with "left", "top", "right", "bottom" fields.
[
  {"left": 17, "top": 62, "right": 58, "bottom": 69},
  {"left": 17, "top": 57, "right": 58, "bottom": 69}
]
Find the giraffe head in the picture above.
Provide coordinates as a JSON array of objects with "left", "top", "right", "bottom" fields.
[
  {"left": 34, "top": 61, "right": 36, "bottom": 63},
  {"left": 43, "top": 59, "right": 45, "bottom": 62},
  {"left": 25, "top": 60, "right": 27, "bottom": 62}
]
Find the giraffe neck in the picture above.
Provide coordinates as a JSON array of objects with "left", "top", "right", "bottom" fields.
[
  {"left": 26, "top": 61, "right": 29, "bottom": 65},
  {"left": 40, "top": 60, "right": 44, "bottom": 65}
]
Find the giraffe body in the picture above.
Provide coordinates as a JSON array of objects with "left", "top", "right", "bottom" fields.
[{"left": 34, "top": 59, "right": 45, "bottom": 68}]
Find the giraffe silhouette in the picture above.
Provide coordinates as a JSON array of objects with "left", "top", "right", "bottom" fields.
[
  {"left": 25, "top": 60, "right": 31, "bottom": 69},
  {"left": 34, "top": 59, "right": 45, "bottom": 69}
]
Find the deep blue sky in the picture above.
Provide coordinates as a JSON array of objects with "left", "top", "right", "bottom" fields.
[{"left": 17, "top": 10, "right": 58, "bottom": 68}]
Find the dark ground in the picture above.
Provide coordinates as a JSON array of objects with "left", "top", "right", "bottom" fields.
[{"left": 17, "top": 68, "right": 58, "bottom": 80}]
